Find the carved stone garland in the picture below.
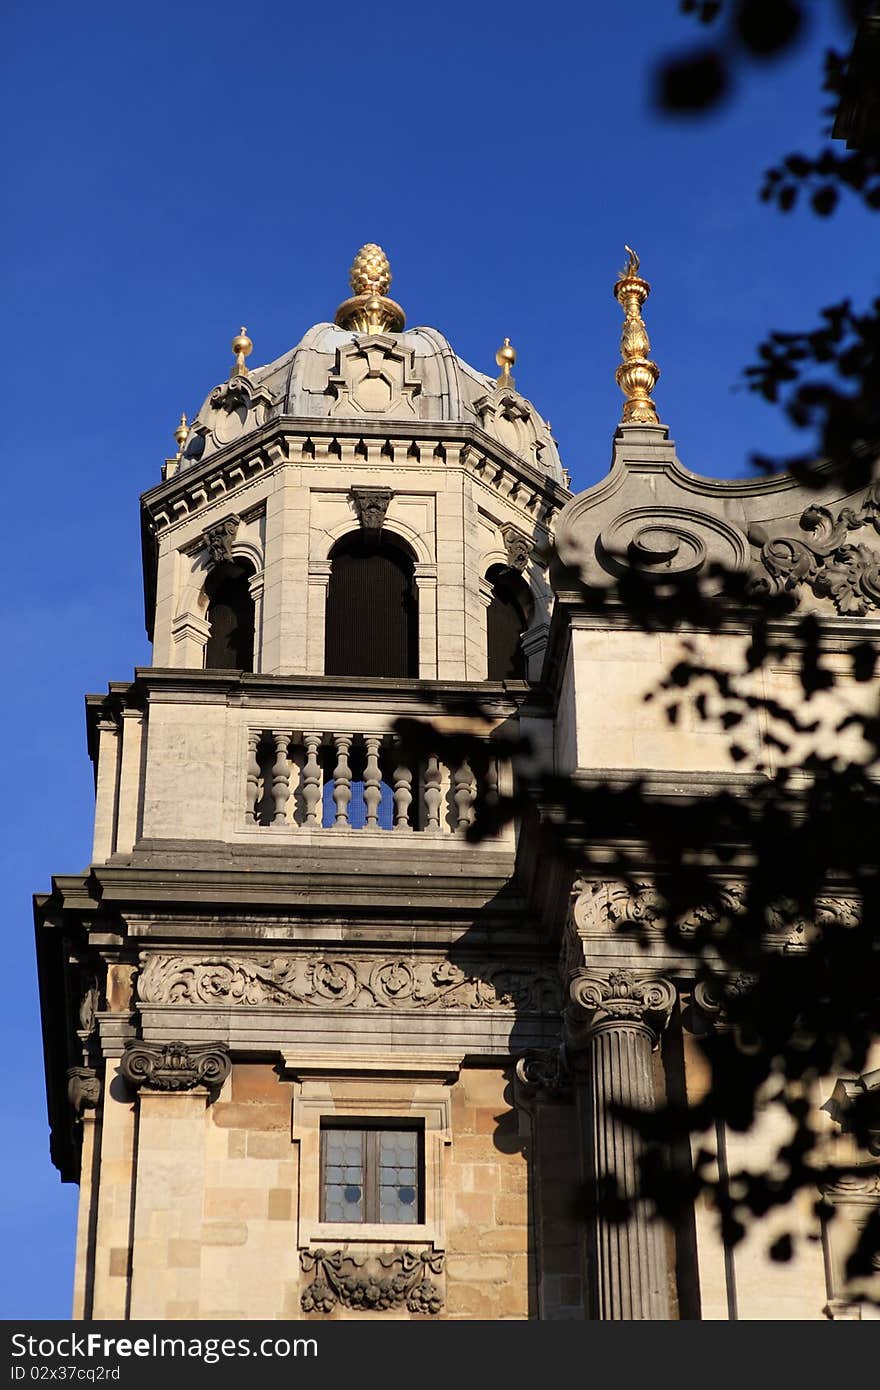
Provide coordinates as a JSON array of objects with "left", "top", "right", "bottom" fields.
[{"left": 300, "top": 1248, "right": 444, "bottom": 1315}]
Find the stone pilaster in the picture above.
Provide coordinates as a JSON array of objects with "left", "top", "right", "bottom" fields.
[{"left": 567, "top": 969, "right": 676, "bottom": 1320}]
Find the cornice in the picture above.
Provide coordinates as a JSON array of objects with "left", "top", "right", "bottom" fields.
[
  {"left": 141, "top": 418, "right": 570, "bottom": 529},
  {"left": 83, "top": 668, "right": 551, "bottom": 761}
]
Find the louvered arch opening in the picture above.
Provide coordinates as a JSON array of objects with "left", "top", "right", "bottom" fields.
[
  {"left": 204, "top": 559, "right": 256, "bottom": 671},
  {"left": 324, "top": 533, "right": 419, "bottom": 678},
  {"left": 486, "top": 564, "right": 533, "bottom": 680}
]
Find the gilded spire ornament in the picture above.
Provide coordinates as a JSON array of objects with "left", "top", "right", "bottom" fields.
[
  {"left": 173, "top": 412, "right": 188, "bottom": 458},
  {"left": 613, "top": 246, "right": 660, "bottom": 425},
  {"left": 495, "top": 337, "right": 516, "bottom": 388},
  {"left": 230, "top": 326, "right": 253, "bottom": 377},
  {"left": 335, "top": 243, "right": 406, "bottom": 333}
]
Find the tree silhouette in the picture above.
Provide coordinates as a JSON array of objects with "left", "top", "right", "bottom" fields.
[{"left": 398, "top": 3, "right": 880, "bottom": 1313}]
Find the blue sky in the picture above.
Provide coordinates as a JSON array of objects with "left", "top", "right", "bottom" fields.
[{"left": 3, "top": 0, "right": 874, "bottom": 1319}]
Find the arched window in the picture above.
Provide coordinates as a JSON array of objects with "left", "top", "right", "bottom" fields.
[
  {"left": 204, "top": 559, "right": 256, "bottom": 671},
  {"left": 325, "top": 534, "right": 419, "bottom": 678},
  {"left": 485, "top": 564, "right": 533, "bottom": 680}
]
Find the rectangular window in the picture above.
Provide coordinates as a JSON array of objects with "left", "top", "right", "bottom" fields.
[{"left": 320, "top": 1122, "right": 423, "bottom": 1224}]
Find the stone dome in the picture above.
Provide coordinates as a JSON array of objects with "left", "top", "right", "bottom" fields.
[{"left": 184, "top": 321, "right": 563, "bottom": 483}]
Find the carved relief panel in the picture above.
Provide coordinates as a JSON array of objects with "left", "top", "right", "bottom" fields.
[{"left": 327, "top": 335, "right": 422, "bottom": 418}]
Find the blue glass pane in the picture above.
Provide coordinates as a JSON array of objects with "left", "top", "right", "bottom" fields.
[
  {"left": 378, "top": 1130, "right": 419, "bottom": 1223},
  {"left": 322, "top": 779, "right": 395, "bottom": 829},
  {"left": 323, "top": 1129, "right": 364, "bottom": 1222}
]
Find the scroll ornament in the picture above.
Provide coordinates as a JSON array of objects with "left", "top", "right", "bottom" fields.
[
  {"left": 749, "top": 482, "right": 880, "bottom": 615},
  {"left": 137, "top": 953, "right": 560, "bottom": 1013}
]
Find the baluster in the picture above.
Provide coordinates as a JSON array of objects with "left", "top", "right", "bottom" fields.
[
  {"left": 453, "top": 760, "right": 476, "bottom": 830},
  {"left": 271, "top": 730, "right": 291, "bottom": 825},
  {"left": 391, "top": 746, "right": 413, "bottom": 833},
  {"left": 363, "top": 735, "right": 382, "bottom": 829},
  {"left": 302, "top": 732, "right": 323, "bottom": 826},
  {"left": 246, "top": 730, "right": 261, "bottom": 823},
  {"left": 485, "top": 750, "right": 499, "bottom": 806},
  {"left": 423, "top": 753, "right": 442, "bottom": 834},
  {"left": 331, "top": 733, "right": 353, "bottom": 828}
]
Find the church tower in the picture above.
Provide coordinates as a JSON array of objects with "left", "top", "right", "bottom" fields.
[
  {"left": 36, "top": 246, "right": 880, "bottom": 1321},
  {"left": 35, "top": 245, "right": 578, "bottom": 1322}
]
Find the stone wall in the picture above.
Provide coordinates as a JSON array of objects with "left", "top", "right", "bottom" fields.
[{"left": 84, "top": 1062, "right": 584, "bottom": 1322}]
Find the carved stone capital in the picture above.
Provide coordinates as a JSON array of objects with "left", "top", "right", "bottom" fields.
[
  {"left": 515, "top": 1045, "right": 571, "bottom": 1097},
  {"left": 691, "top": 974, "right": 757, "bottom": 1035},
  {"left": 203, "top": 515, "right": 240, "bottom": 567},
  {"left": 567, "top": 969, "right": 676, "bottom": 1046},
  {"left": 120, "top": 1040, "right": 231, "bottom": 1094},
  {"left": 67, "top": 1066, "right": 101, "bottom": 1116},
  {"left": 350, "top": 486, "right": 393, "bottom": 534}
]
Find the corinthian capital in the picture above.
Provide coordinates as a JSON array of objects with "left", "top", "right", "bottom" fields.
[{"left": 567, "top": 969, "right": 676, "bottom": 1046}]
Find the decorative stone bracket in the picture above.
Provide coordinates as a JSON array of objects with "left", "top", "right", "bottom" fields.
[
  {"left": 120, "top": 1040, "right": 231, "bottom": 1094},
  {"left": 300, "top": 1247, "right": 445, "bottom": 1315},
  {"left": 350, "top": 486, "right": 393, "bottom": 536},
  {"left": 202, "top": 514, "right": 240, "bottom": 567},
  {"left": 514, "top": 1045, "right": 571, "bottom": 1098},
  {"left": 67, "top": 1066, "right": 101, "bottom": 1116},
  {"left": 501, "top": 523, "right": 532, "bottom": 572}
]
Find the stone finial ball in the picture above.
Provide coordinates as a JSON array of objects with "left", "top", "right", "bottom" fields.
[{"left": 350, "top": 244, "right": 392, "bottom": 297}]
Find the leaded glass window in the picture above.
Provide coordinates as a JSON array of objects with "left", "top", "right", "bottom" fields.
[{"left": 320, "top": 1124, "right": 422, "bottom": 1224}]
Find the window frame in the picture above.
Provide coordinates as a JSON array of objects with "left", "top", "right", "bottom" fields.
[{"left": 291, "top": 1076, "right": 453, "bottom": 1250}]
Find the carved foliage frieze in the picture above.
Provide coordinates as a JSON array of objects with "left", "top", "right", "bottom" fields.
[
  {"left": 300, "top": 1248, "right": 445, "bottom": 1315},
  {"left": 749, "top": 481, "right": 880, "bottom": 615},
  {"left": 138, "top": 954, "right": 560, "bottom": 1013},
  {"left": 568, "top": 878, "right": 861, "bottom": 954},
  {"left": 120, "top": 1040, "right": 231, "bottom": 1093}
]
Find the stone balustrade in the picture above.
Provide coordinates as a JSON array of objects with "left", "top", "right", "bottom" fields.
[{"left": 245, "top": 729, "right": 496, "bottom": 834}]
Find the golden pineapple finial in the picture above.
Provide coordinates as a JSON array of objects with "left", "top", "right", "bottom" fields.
[
  {"left": 613, "top": 246, "right": 660, "bottom": 425},
  {"left": 495, "top": 337, "right": 516, "bottom": 388},
  {"left": 173, "top": 412, "right": 188, "bottom": 458},
  {"left": 335, "top": 243, "right": 406, "bottom": 333},
  {"left": 231, "top": 326, "right": 253, "bottom": 377}
]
